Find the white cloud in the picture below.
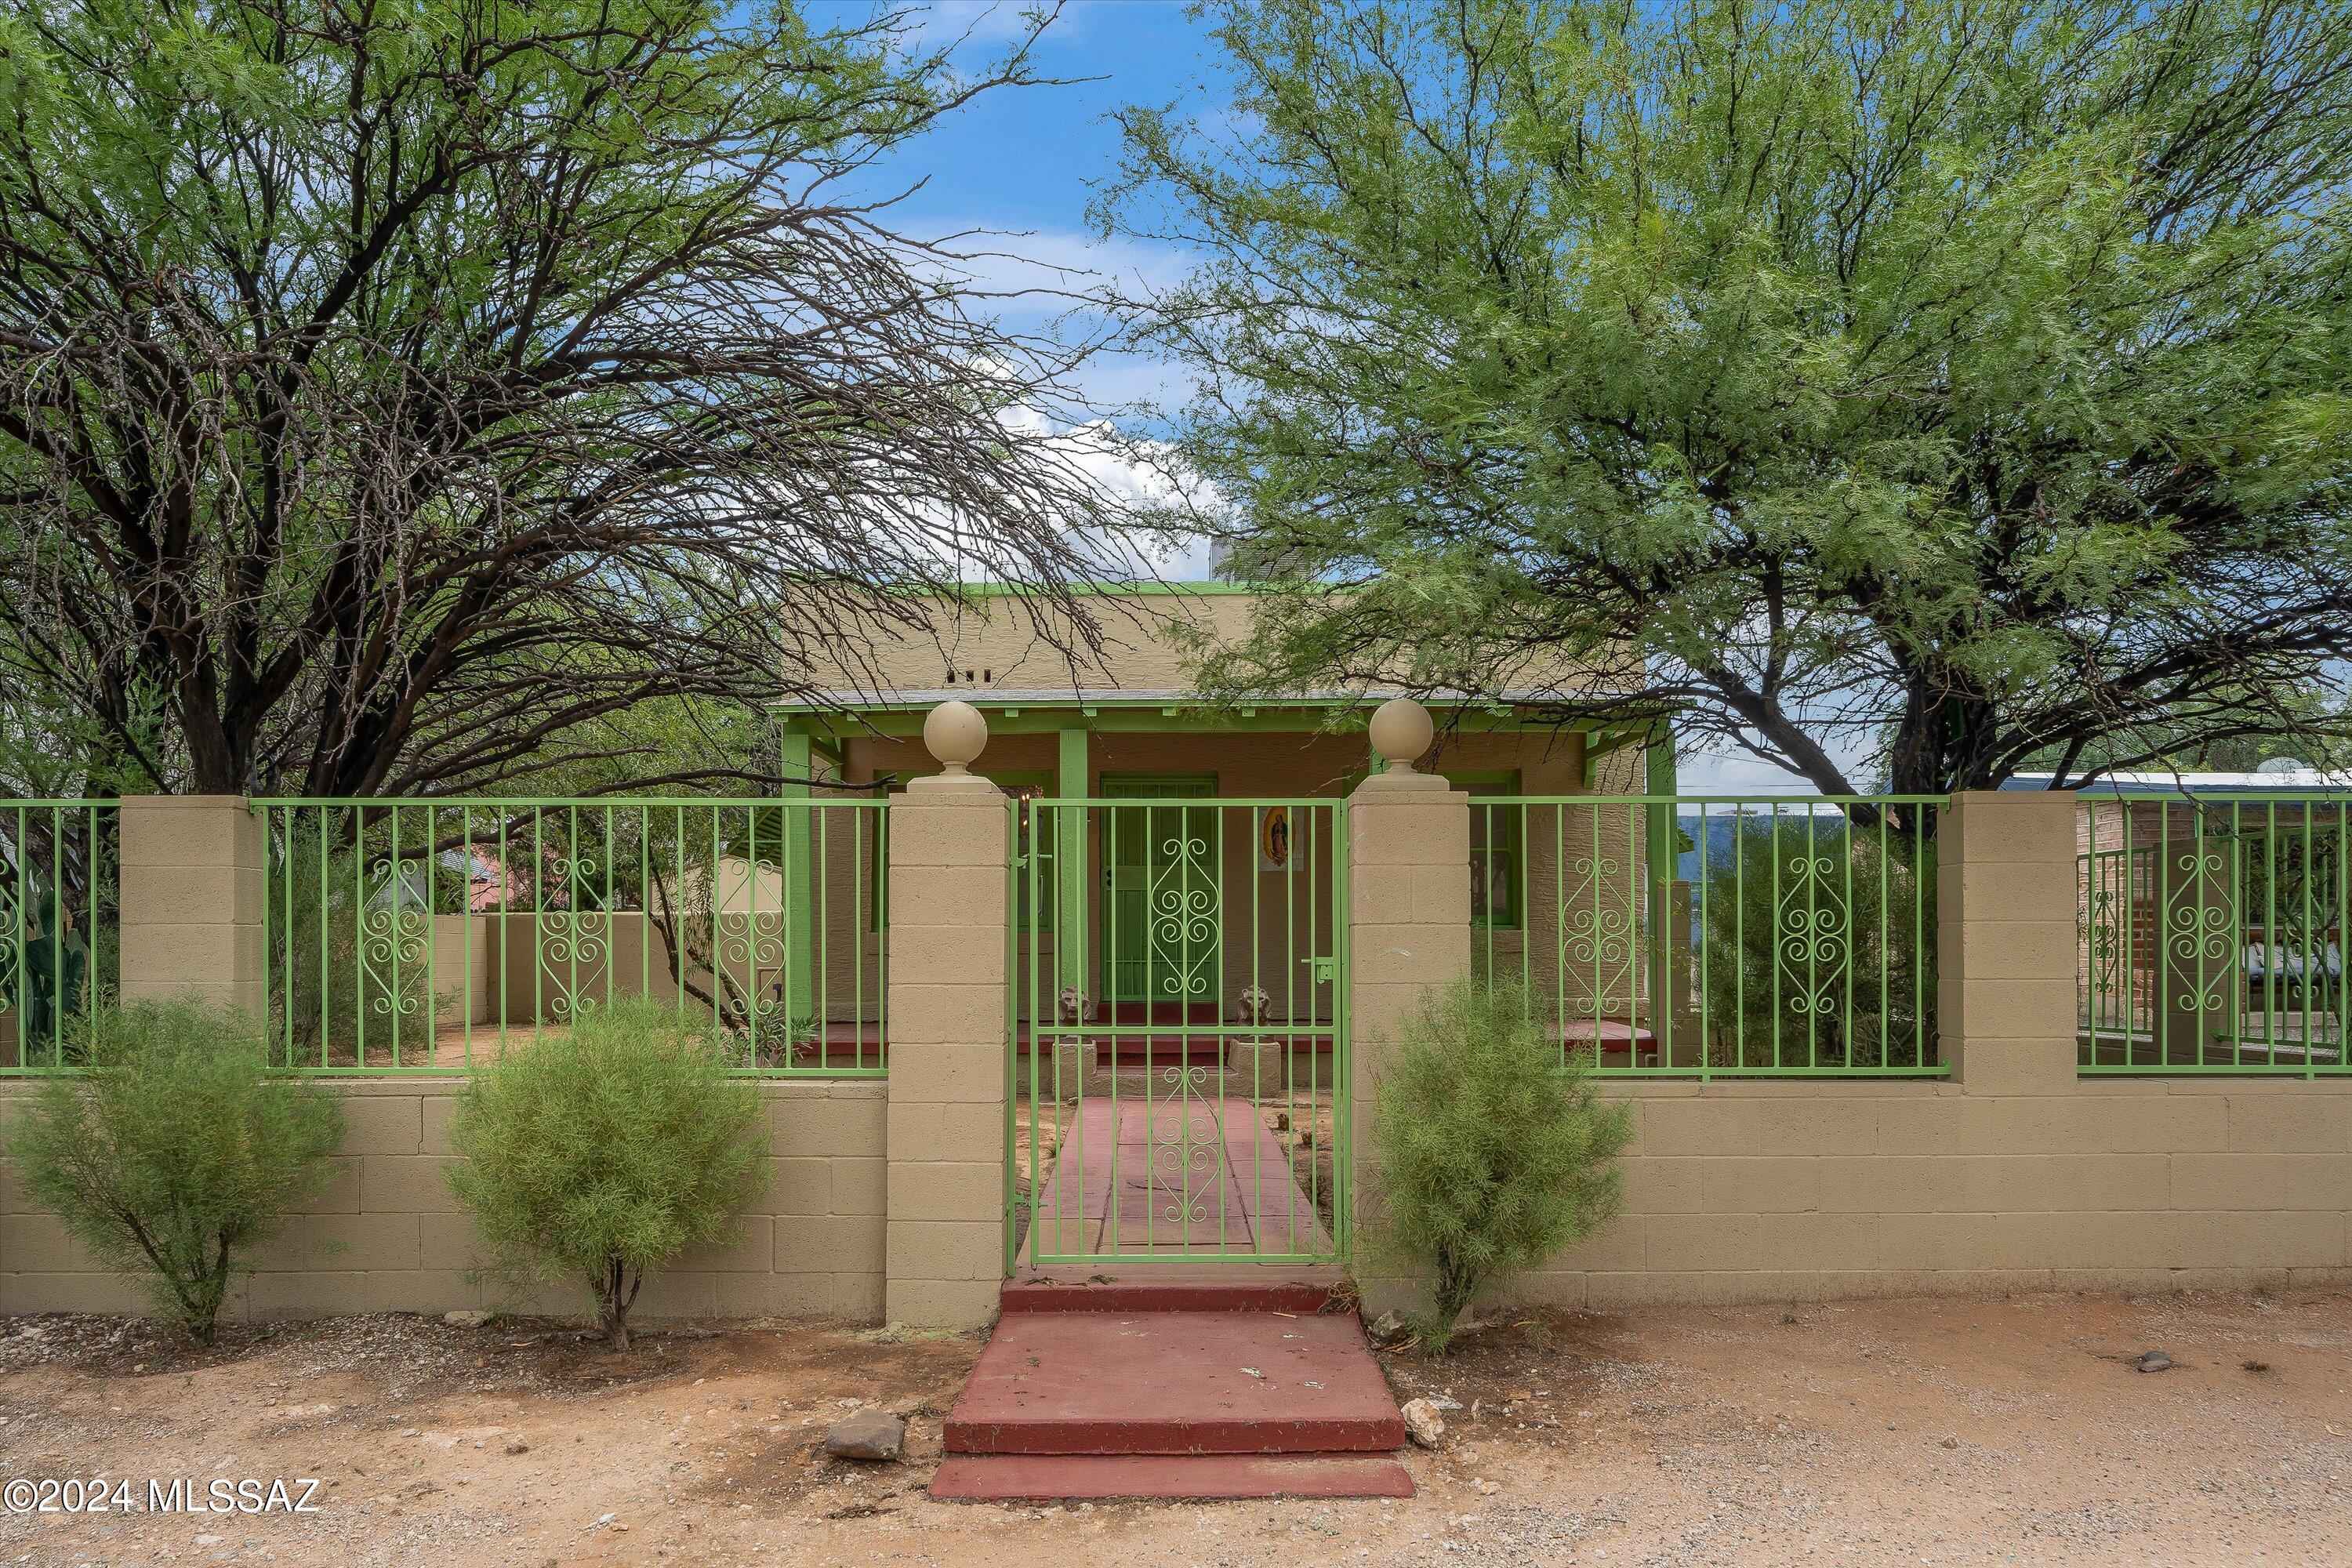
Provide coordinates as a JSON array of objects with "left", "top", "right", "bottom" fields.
[
  {"left": 898, "top": 0, "right": 1055, "bottom": 46},
  {"left": 927, "top": 226, "right": 1199, "bottom": 302},
  {"left": 887, "top": 223, "right": 1204, "bottom": 411},
  {"left": 991, "top": 398, "right": 1220, "bottom": 579},
  {"left": 1675, "top": 730, "right": 1881, "bottom": 793}
]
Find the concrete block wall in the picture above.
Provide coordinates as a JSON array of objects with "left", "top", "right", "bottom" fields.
[
  {"left": 1505, "top": 1075, "right": 2352, "bottom": 1308},
  {"left": 1492, "top": 788, "right": 2352, "bottom": 1306},
  {"left": 881, "top": 765, "right": 1011, "bottom": 1329},
  {"left": 1346, "top": 760, "right": 1472, "bottom": 1314},
  {"left": 118, "top": 796, "right": 265, "bottom": 1018},
  {"left": 0, "top": 1080, "right": 886, "bottom": 1321},
  {"left": 10, "top": 755, "right": 2352, "bottom": 1330}
]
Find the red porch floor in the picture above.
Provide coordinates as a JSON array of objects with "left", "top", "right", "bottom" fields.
[{"left": 1025, "top": 1094, "right": 1334, "bottom": 1259}]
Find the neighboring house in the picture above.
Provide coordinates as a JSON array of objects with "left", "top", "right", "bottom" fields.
[
  {"left": 2013, "top": 769, "right": 2352, "bottom": 1067},
  {"left": 779, "top": 583, "right": 1676, "bottom": 1058}
]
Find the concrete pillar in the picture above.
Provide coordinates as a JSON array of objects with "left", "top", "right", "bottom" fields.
[
  {"left": 117, "top": 796, "right": 266, "bottom": 1018},
  {"left": 1938, "top": 789, "right": 2079, "bottom": 1094},
  {"left": 1347, "top": 699, "right": 1472, "bottom": 1312},
  {"left": 884, "top": 702, "right": 1010, "bottom": 1327}
]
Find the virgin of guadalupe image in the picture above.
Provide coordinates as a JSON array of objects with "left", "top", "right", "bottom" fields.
[{"left": 1260, "top": 807, "right": 1291, "bottom": 873}]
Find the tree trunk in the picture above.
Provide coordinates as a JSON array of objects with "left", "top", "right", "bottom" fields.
[{"left": 594, "top": 1258, "right": 631, "bottom": 1349}]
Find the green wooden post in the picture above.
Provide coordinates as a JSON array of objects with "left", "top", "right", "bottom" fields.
[
  {"left": 1056, "top": 724, "right": 1088, "bottom": 1004},
  {"left": 779, "top": 728, "right": 816, "bottom": 1026},
  {"left": 1645, "top": 732, "right": 1677, "bottom": 1051}
]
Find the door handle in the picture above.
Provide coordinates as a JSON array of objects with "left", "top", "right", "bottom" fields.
[{"left": 1305, "top": 955, "right": 1338, "bottom": 983}]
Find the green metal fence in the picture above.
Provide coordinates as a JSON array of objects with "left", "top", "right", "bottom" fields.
[
  {"left": 256, "top": 797, "right": 887, "bottom": 1075},
  {"left": 0, "top": 801, "right": 118, "bottom": 1071},
  {"left": 1469, "top": 795, "right": 1945, "bottom": 1078},
  {"left": 1008, "top": 795, "right": 1347, "bottom": 1268},
  {"left": 2077, "top": 793, "right": 2348, "bottom": 1075}
]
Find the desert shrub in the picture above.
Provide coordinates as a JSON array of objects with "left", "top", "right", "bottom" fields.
[
  {"left": 445, "top": 1001, "right": 766, "bottom": 1347},
  {"left": 1370, "top": 976, "right": 1630, "bottom": 1354},
  {"left": 3, "top": 999, "right": 343, "bottom": 1342}
]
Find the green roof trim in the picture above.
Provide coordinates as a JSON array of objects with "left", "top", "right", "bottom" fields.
[{"left": 779, "top": 698, "right": 1632, "bottom": 743}]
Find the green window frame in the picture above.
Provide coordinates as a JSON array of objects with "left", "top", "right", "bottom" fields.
[{"left": 1449, "top": 770, "right": 1523, "bottom": 930}]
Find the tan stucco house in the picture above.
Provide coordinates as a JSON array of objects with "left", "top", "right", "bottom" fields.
[{"left": 778, "top": 583, "right": 1675, "bottom": 1062}]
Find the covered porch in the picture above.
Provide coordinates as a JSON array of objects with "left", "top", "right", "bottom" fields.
[{"left": 792, "top": 695, "right": 1670, "bottom": 1074}]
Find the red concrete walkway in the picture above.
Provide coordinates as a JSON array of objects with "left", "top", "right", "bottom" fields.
[{"left": 1026, "top": 1094, "right": 1334, "bottom": 1260}]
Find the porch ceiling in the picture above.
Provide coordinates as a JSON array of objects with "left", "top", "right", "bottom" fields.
[{"left": 778, "top": 691, "right": 1645, "bottom": 745}]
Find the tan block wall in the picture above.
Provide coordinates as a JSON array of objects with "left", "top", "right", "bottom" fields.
[
  {"left": 884, "top": 773, "right": 1010, "bottom": 1328},
  {"left": 0, "top": 1080, "right": 886, "bottom": 1321},
  {"left": 1494, "top": 789, "right": 2352, "bottom": 1307},
  {"left": 118, "top": 796, "right": 264, "bottom": 1018},
  {"left": 1504, "top": 1076, "right": 2352, "bottom": 1307},
  {"left": 1346, "top": 768, "right": 1472, "bottom": 1313}
]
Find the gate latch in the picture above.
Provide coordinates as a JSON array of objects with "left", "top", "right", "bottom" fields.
[{"left": 1305, "top": 955, "right": 1338, "bottom": 984}]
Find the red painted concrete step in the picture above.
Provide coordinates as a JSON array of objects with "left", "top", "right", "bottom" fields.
[
  {"left": 1000, "top": 1267, "right": 1346, "bottom": 1315},
  {"left": 931, "top": 1452, "right": 1414, "bottom": 1501},
  {"left": 943, "top": 1310, "right": 1406, "bottom": 1456}
]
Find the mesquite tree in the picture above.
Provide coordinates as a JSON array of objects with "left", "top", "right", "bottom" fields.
[
  {"left": 1106, "top": 0, "right": 2352, "bottom": 794},
  {"left": 0, "top": 0, "right": 1109, "bottom": 797}
]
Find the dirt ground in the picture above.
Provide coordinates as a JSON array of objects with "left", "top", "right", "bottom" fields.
[{"left": 4, "top": 1286, "right": 2351, "bottom": 1568}]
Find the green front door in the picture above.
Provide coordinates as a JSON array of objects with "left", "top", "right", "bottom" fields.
[{"left": 1102, "top": 775, "right": 1219, "bottom": 1004}]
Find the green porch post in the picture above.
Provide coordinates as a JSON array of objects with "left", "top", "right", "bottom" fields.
[
  {"left": 1645, "top": 731, "right": 1678, "bottom": 1054},
  {"left": 779, "top": 728, "right": 816, "bottom": 1026},
  {"left": 1056, "top": 724, "right": 1088, "bottom": 1005}
]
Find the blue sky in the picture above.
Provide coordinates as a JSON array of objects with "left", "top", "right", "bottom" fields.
[
  {"left": 884, "top": 3, "right": 1217, "bottom": 243},
  {"left": 854, "top": 2, "right": 1225, "bottom": 411}
]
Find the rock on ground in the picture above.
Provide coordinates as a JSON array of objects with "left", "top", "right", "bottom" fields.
[
  {"left": 1400, "top": 1396, "right": 1446, "bottom": 1448},
  {"left": 822, "top": 1407, "right": 906, "bottom": 1461}
]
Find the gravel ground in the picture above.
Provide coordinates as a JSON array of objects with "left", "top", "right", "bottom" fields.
[{"left": 3, "top": 1287, "right": 2350, "bottom": 1566}]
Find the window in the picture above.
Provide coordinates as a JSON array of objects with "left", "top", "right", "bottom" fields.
[
  {"left": 1449, "top": 771, "right": 1523, "bottom": 930},
  {"left": 1471, "top": 805, "right": 1522, "bottom": 928}
]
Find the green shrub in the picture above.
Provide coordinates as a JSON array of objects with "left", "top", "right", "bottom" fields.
[
  {"left": 445, "top": 1001, "right": 767, "bottom": 1347},
  {"left": 1370, "top": 976, "right": 1631, "bottom": 1353},
  {"left": 2, "top": 999, "right": 343, "bottom": 1343}
]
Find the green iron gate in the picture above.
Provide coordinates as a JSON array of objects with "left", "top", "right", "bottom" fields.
[{"left": 1008, "top": 794, "right": 1348, "bottom": 1268}]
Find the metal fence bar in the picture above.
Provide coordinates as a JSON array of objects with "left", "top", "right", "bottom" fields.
[
  {"left": 1468, "top": 794, "right": 1946, "bottom": 1079},
  {"left": 252, "top": 797, "right": 886, "bottom": 1076},
  {"left": 0, "top": 801, "right": 119, "bottom": 1073},
  {"left": 1014, "top": 797, "right": 1345, "bottom": 1268},
  {"left": 2078, "top": 792, "right": 2351, "bottom": 1076}
]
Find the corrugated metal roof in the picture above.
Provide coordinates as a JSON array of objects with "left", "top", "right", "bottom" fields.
[{"left": 2007, "top": 769, "right": 2352, "bottom": 795}]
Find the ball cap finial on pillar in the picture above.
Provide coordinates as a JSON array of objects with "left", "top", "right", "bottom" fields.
[
  {"left": 1369, "top": 696, "right": 1435, "bottom": 771},
  {"left": 923, "top": 699, "right": 989, "bottom": 775}
]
